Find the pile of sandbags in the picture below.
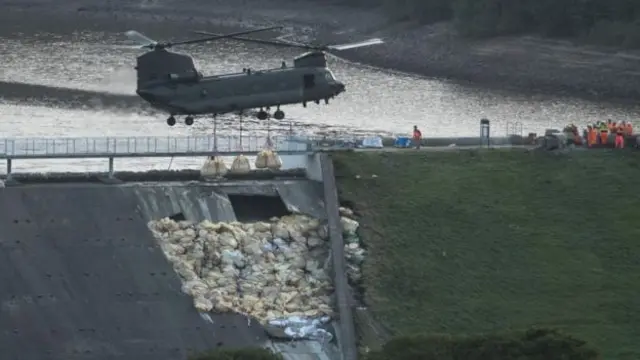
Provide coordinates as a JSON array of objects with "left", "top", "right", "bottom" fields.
[
  {"left": 201, "top": 156, "right": 227, "bottom": 178},
  {"left": 255, "top": 149, "right": 282, "bottom": 170},
  {"left": 149, "top": 213, "right": 365, "bottom": 323},
  {"left": 339, "top": 207, "right": 366, "bottom": 284}
]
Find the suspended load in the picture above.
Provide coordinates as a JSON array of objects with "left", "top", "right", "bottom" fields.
[
  {"left": 201, "top": 156, "right": 227, "bottom": 177},
  {"left": 266, "top": 150, "right": 282, "bottom": 170},
  {"left": 230, "top": 155, "right": 251, "bottom": 173},
  {"left": 255, "top": 149, "right": 283, "bottom": 170},
  {"left": 255, "top": 150, "right": 269, "bottom": 169}
]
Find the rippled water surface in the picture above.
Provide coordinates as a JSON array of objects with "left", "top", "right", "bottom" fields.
[{"left": 1, "top": 27, "right": 640, "bottom": 172}]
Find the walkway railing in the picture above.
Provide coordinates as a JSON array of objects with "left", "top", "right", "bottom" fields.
[
  {"left": 506, "top": 121, "right": 524, "bottom": 137},
  {"left": 0, "top": 135, "right": 311, "bottom": 159},
  {"left": 0, "top": 135, "right": 314, "bottom": 179}
]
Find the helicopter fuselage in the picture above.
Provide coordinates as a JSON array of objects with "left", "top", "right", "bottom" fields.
[{"left": 136, "top": 65, "right": 345, "bottom": 116}]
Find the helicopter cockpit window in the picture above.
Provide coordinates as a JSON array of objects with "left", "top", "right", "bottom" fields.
[{"left": 325, "top": 71, "right": 336, "bottom": 81}]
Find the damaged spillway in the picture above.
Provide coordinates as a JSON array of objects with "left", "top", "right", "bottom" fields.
[
  {"left": 147, "top": 210, "right": 364, "bottom": 336},
  {"left": 0, "top": 179, "right": 362, "bottom": 360}
]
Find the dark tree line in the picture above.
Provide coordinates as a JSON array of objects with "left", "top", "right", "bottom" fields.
[{"left": 324, "top": 0, "right": 640, "bottom": 47}]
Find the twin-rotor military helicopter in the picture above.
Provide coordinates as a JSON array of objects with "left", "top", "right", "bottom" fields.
[{"left": 124, "top": 26, "right": 384, "bottom": 126}]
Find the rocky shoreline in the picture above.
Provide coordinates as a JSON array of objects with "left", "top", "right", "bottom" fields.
[{"left": 3, "top": 0, "right": 640, "bottom": 101}]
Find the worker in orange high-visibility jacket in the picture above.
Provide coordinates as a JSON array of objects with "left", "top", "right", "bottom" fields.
[
  {"left": 412, "top": 125, "right": 422, "bottom": 149},
  {"left": 599, "top": 122, "right": 609, "bottom": 145},
  {"left": 587, "top": 126, "right": 597, "bottom": 147},
  {"left": 615, "top": 125, "right": 625, "bottom": 148}
]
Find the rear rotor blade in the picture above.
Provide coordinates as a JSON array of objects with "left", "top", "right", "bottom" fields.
[
  {"left": 171, "top": 26, "right": 283, "bottom": 46},
  {"left": 192, "top": 30, "right": 315, "bottom": 50},
  {"left": 124, "top": 30, "right": 157, "bottom": 47},
  {"left": 327, "top": 38, "right": 384, "bottom": 51}
]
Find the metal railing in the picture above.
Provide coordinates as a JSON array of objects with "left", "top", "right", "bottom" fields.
[
  {"left": 0, "top": 135, "right": 311, "bottom": 159},
  {"left": 506, "top": 121, "right": 523, "bottom": 137}
]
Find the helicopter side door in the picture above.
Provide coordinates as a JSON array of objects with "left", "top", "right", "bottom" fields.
[{"left": 303, "top": 74, "right": 315, "bottom": 89}]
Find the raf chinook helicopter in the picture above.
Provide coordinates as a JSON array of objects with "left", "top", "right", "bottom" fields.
[{"left": 125, "top": 27, "right": 383, "bottom": 126}]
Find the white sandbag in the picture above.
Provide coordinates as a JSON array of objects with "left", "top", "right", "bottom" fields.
[
  {"left": 255, "top": 150, "right": 270, "bottom": 169},
  {"left": 201, "top": 156, "right": 227, "bottom": 177},
  {"left": 339, "top": 207, "right": 354, "bottom": 217},
  {"left": 230, "top": 155, "right": 251, "bottom": 173},
  {"left": 341, "top": 216, "right": 359, "bottom": 235},
  {"left": 266, "top": 151, "right": 282, "bottom": 170}
]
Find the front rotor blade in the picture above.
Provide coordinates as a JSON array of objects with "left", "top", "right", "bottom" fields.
[
  {"left": 192, "top": 30, "right": 315, "bottom": 50},
  {"left": 328, "top": 38, "right": 384, "bottom": 51},
  {"left": 172, "top": 26, "right": 283, "bottom": 46},
  {"left": 124, "top": 30, "right": 157, "bottom": 47}
]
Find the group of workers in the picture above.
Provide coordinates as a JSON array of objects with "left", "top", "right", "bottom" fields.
[
  {"left": 409, "top": 120, "right": 634, "bottom": 149},
  {"left": 566, "top": 119, "right": 633, "bottom": 148}
]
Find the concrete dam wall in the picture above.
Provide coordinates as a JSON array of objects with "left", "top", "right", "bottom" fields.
[{"left": 0, "top": 180, "right": 326, "bottom": 360}]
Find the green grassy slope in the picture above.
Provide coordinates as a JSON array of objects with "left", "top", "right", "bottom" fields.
[{"left": 333, "top": 150, "right": 640, "bottom": 359}]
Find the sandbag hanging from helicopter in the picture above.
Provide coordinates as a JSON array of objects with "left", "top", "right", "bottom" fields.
[
  {"left": 255, "top": 149, "right": 282, "bottom": 170},
  {"left": 231, "top": 155, "right": 251, "bottom": 174},
  {"left": 266, "top": 150, "right": 283, "bottom": 169},
  {"left": 255, "top": 150, "right": 268, "bottom": 169},
  {"left": 201, "top": 156, "right": 228, "bottom": 178}
]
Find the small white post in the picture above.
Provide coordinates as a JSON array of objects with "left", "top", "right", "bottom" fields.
[{"left": 108, "top": 157, "right": 114, "bottom": 177}]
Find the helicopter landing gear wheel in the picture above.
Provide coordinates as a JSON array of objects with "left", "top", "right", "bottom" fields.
[
  {"left": 185, "top": 116, "right": 194, "bottom": 126},
  {"left": 257, "top": 110, "right": 269, "bottom": 120},
  {"left": 167, "top": 116, "right": 176, "bottom": 126},
  {"left": 274, "top": 110, "right": 285, "bottom": 120}
]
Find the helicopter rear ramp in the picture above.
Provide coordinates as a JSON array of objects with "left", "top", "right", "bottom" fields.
[{"left": 0, "top": 185, "right": 267, "bottom": 360}]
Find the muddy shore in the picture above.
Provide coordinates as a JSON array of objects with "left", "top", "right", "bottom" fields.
[{"left": 3, "top": 0, "right": 640, "bottom": 101}]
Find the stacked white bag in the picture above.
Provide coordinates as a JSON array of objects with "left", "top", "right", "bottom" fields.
[
  {"left": 255, "top": 149, "right": 282, "bottom": 170},
  {"left": 201, "top": 156, "right": 227, "bottom": 178},
  {"left": 230, "top": 155, "right": 251, "bottom": 174}
]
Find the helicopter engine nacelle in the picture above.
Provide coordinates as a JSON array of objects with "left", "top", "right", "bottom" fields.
[{"left": 294, "top": 51, "right": 327, "bottom": 68}]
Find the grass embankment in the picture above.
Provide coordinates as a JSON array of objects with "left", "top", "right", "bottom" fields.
[{"left": 333, "top": 150, "right": 640, "bottom": 360}]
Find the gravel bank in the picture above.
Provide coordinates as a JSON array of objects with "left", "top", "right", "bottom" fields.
[{"left": 3, "top": 0, "right": 640, "bottom": 100}]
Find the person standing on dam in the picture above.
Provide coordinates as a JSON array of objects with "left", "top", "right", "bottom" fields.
[
  {"left": 599, "top": 121, "right": 609, "bottom": 145},
  {"left": 412, "top": 125, "right": 422, "bottom": 149},
  {"left": 587, "top": 125, "right": 597, "bottom": 147},
  {"left": 615, "top": 124, "right": 626, "bottom": 148}
]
